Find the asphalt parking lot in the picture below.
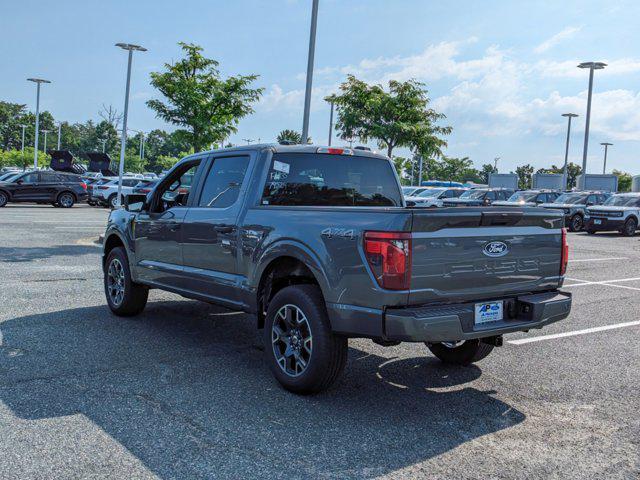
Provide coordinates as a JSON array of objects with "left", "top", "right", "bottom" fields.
[{"left": 0, "top": 204, "right": 638, "bottom": 479}]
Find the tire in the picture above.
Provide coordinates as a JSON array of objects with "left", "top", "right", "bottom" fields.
[
  {"left": 57, "top": 192, "right": 75, "bottom": 208},
  {"left": 104, "top": 246, "right": 148, "bottom": 316},
  {"left": 264, "top": 285, "right": 347, "bottom": 394},
  {"left": 108, "top": 194, "right": 119, "bottom": 209},
  {"left": 51, "top": 202, "right": 61, "bottom": 208},
  {"left": 621, "top": 217, "right": 637, "bottom": 237},
  {"left": 0, "top": 191, "right": 8, "bottom": 208},
  {"left": 586, "top": 228, "right": 596, "bottom": 235},
  {"left": 569, "top": 214, "right": 583, "bottom": 232},
  {"left": 427, "top": 339, "right": 494, "bottom": 365}
]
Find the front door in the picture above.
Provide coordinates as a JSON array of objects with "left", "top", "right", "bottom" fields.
[
  {"left": 181, "top": 154, "right": 252, "bottom": 307},
  {"left": 11, "top": 172, "right": 42, "bottom": 201},
  {"left": 133, "top": 161, "right": 202, "bottom": 287}
]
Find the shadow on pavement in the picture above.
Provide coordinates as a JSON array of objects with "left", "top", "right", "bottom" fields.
[
  {"left": 0, "top": 301, "right": 525, "bottom": 478},
  {"left": 0, "top": 244, "right": 100, "bottom": 262}
]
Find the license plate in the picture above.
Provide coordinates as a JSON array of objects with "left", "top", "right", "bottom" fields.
[
  {"left": 474, "top": 301, "right": 503, "bottom": 324},
  {"left": 593, "top": 219, "right": 602, "bottom": 225}
]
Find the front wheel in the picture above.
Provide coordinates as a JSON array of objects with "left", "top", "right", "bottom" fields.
[
  {"left": 427, "top": 339, "right": 494, "bottom": 365},
  {"left": 621, "top": 217, "right": 637, "bottom": 237},
  {"left": 104, "top": 247, "right": 148, "bottom": 316},
  {"left": 569, "top": 214, "right": 583, "bottom": 232},
  {"left": 264, "top": 285, "right": 347, "bottom": 394},
  {"left": 109, "top": 194, "right": 119, "bottom": 209},
  {"left": 0, "top": 191, "right": 8, "bottom": 207}
]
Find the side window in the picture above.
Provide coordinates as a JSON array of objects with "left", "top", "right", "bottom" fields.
[
  {"left": 154, "top": 161, "right": 202, "bottom": 211},
  {"left": 586, "top": 195, "right": 596, "bottom": 204},
  {"left": 536, "top": 193, "right": 547, "bottom": 203},
  {"left": 38, "top": 172, "right": 57, "bottom": 182},
  {"left": 123, "top": 179, "right": 138, "bottom": 187},
  {"left": 198, "top": 156, "right": 249, "bottom": 208},
  {"left": 485, "top": 191, "right": 496, "bottom": 201},
  {"left": 21, "top": 173, "right": 39, "bottom": 184},
  {"left": 443, "top": 190, "right": 454, "bottom": 198}
]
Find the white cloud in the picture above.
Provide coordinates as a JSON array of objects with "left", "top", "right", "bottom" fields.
[{"left": 534, "top": 26, "right": 582, "bottom": 54}]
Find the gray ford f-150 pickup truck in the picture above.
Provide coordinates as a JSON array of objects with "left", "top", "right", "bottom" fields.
[{"left": 102, "top": 144, "right": 571, "bottom": 393}]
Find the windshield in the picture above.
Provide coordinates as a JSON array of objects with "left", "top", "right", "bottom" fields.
[
  {"left": 416, "top": 188, "right": 445, "bottom": 198},
  {"left": 402, "top": 187, "right": 417, "bottom": 195},
  {"left": 554, "top": 193, "right": 587, "bottom": 204},
  {"left": 507, "top": 192, "right": 537, "bottom": 202},
  {"left": 460, "top": 189, "right": 486, "bottom": 199},
  {"left": 603, "top": 195, "right": 640, "bottom": 207}
]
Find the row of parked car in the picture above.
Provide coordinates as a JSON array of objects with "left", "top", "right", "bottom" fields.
[{"left": 402, "top": 185, "right": 640, "bottom": 236}]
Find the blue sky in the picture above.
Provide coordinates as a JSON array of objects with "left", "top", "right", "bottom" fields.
[{"left": 2, "top": 0, "right": 640, "bottom": 174}]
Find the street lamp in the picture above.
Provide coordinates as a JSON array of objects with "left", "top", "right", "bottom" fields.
[
  {"left": 42, "top": 130, "right": 50, "bottom": 154},
  {"left": 577, "top": 61, "right": 606, "bottom": 188},
  {"left": 242, "top": 138, "right": 254, "bottom": 145},
  {"left": 327, "top": 98, "right": 334, "bottom": 146},
  {"left": 19, "top": 124, "right": 27, "bottom": 169},
  {"left": 27, "top": 77, "right": 51, "bottom": 170},
  {"left": 301, "top": 0, "right": 319, "bottom": 143},
  {"left": 600, "top": 142, "right": 613, "bottom": 174},
  {"left": 56, "top": 122, "right": 62, "bottom": 149},
  {"left": 115, "top": 42, "right": 147, "bottom": 207},
  {"left": 561, "top": 113, "right": 578, "bottom": 191}
]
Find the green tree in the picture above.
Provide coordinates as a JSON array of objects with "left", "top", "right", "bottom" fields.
[
  {"left": 276, "top": 129, "right": 302, "bottom": 144},
  {"left": 479, "top": 163, "right": 497, "bottom": 184},
  {"left": 612, "top": 169, "right": 632, "bottom": 192},
  {"left": 0, "top": 101, "right": 28, "bottom": 151},
  {"left": 147, "top": 42, "right": 263, "bottom": 152},
  {"left": 328, "top": 75, "right": 451, "bottom": 158},
  {"left": 515, "top": 164, "right": 534, "bottom": 189}
]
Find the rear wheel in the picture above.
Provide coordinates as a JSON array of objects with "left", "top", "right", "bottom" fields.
[
  {"left": 57, "top": 192, "right": 75, "bottom": 208},
  {"left": 104, "top": 247, "right": 148, "bottom": 316},
  {"left": 621, "top": 217, "right": 637, "bottom": 237},
  {"left": 427, "top": 339, "right": 494, "bottom": 365},
  {"left": 586, "top": 228, "right": 596, "bottom": 235},
  {"left": 0, "top": 191, "right": 8, "bottom": 207},
  {"left": 264, "top": 285, "right": 348, "bottom": 394},
  {"left": 569, "top": 214, "right": 583, "bottom": 232},
  {"left": 108, "top": 194, "right": 118, "bottom": 209}
]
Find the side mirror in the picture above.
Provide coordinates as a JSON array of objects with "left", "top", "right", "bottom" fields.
[
  {"left": 124, "top": 194, "right": 147, "bottom": 212},
  {"left": 405, "top": 200, "right": 416, "bottom": 207},
  {"left": 586, "top": 201, "right": 594, "bottom": 206},
  {"left": 16, "top": 179, "right": 23, "bottom": 185}
]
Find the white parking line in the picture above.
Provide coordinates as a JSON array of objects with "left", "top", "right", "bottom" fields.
[
  {"left": 569, "top": 257, "right": 627, "bottom": 263},
  {"left": 508, "top": 320, "right": 640, "bottom": 345}
]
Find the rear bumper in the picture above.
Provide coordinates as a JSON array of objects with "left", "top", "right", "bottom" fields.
[{"left": 585, "top": 217, "right": 624, "bottom": 231}]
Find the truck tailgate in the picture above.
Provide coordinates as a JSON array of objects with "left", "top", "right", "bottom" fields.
[{"left": 408, "top": 207, "right": 565, "bottom": 304}]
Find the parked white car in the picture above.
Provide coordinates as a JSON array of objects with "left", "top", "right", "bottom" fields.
[
  {"left": 92, "top": 177, "right": 141, "bottom": 208},
  {"left": 405, "top": 187, "right": 468, "bottom": 207},
  {"left": 585, "top": 193, "right": 640, "bottom": 236}
]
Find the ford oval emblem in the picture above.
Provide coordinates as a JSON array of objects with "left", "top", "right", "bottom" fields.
[{"left": 483, "top": 241, "right": 509, "bottom": 257}]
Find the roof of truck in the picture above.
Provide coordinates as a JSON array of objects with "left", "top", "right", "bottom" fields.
[{"left": 191, "top": 143, "right": 390, "bottom": 161}]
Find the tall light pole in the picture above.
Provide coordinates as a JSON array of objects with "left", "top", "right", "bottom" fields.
[
  {"left": 56, "top": 122, "right": 62, "bottom": 149},
  {"left": 100, "top": 138, "right": 107, "bottom": 153},
  {"left": 19, "top": 124, "right": 27, "bottom": 169},
  {"left": 27, "top": 78, "right": 51, "bottom": 170},
  {"left": 42, "top": 130, "right": 50, "bottom": 155},
  {"left": 493, "top": 157, "right": 500, "bottom": 171},
  {"left": 600, "top": 142, "right": 613, "bottom": 174},
  {"left": 242, "top": 138, "right": 254, "bottom": 145},
  {"left": 138, "top": 132, "right": 145, "bottom": 159},
  {"left": 327, "top": 99, "right": 334, "bottom": 146},
  {"left": 301, "top": 0, "right": 319, "bottom": 143},
  {"left": 577, "top": 62, "right": 606, "bottom": 188},
  {"left": 115, "top": 43, "right": 146, "bottom": 207},
  {"left": 561, "top": 113, "right": 578, "bottom": 191}
]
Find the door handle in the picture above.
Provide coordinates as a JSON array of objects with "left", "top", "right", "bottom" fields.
[{"left": 214, "top": 226, "right": 234, "bottom": 234}]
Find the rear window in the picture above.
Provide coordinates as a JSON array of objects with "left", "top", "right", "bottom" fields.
[{"left": 261, "top": 153, "right": 401, "bottom": 207}]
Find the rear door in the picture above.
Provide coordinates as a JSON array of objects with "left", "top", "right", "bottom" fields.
[
  {"left": 408, "top": 208, "right": 564, "bottom": 304},
  {"left": 38, "top": 171, "right": 62, "bottom": 201},
  {"left": 180, "top": 153, "right": 252, "bottom": 305}
]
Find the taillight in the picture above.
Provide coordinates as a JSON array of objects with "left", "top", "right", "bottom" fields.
[
  {"left": 140, "top": 188, "right": 151, "bottom": 193},
  {"left": 364, "top": 231, "right": 411, "bottom": 290},
  {"left": 80, "top": 182, "right": 87, "bottom": 190},
  {"left": 560, "top": 227, "right": 569, "bottom": 276}
]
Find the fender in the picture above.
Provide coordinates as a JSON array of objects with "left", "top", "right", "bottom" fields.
[
  {"left": 102, "top": 227, "right": 139, "bottom": 280},
  {"left": 245, "top": 238, "right": 333, "bottom": 312}
]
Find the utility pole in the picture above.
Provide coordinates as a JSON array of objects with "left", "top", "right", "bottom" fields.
[
  {"left": 115, "top": 43, "right": 147, "bottom": 207},
  {"left": 577, "top": 62, "right": 606, "bottom": 188},
  {"left": 57, "top": 122, "right": 62, "bottom": 149},
  {"left": 561, "top": 113, "right": 578, "bottom": 190},
  {"left": 493, "top": 157, "right": 500, "bottom": 171},
  {"left": 600, "top": 142, "right": 613, "bottom": 174},
  {"left": 27, "top": 78, "right": 51, "bottom": 169},
  {"left": 301, "top": 0, "right": 319, "bottom": 143},
  {"left": 42, "top": 130, "right": 50, "bottom": 154},
  {"left": 327, "top": 99, "right": 334, "bottom": 146}
]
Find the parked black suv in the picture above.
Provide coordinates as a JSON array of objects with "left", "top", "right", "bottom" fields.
[{"left": 0, "top": 170, "right": 88, "bottom": 208}]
